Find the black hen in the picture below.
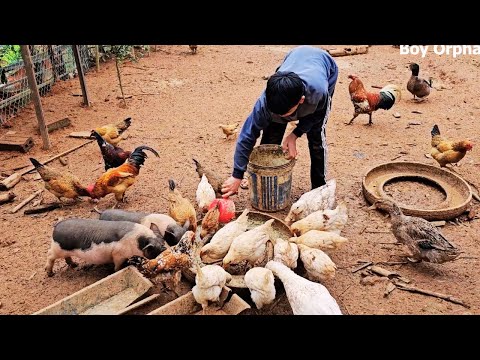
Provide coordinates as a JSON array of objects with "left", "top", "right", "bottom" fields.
[{"left": 91, "top": 130, "right": 131, "bottom": 171}]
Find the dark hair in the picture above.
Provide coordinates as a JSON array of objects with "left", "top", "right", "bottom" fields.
[{"left": 266, "top": 71, "right": 304, "bottom": 115}]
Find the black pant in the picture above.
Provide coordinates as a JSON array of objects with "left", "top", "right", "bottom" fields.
[{"left": 261, "top": 97, "right": 332, "bottom": 189}]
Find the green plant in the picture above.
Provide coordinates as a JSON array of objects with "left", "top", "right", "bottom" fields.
[{"left": 0, "top": 45, "right": 22, "bottom": 66}]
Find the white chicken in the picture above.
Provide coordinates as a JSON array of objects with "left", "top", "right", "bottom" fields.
[
  {"left": 289, "top": 230, "right": 348, "bottom": 251},
  {"left": 196, "top": 174, "right": 216, "bottom": 213},
  {"left": 265, "top": 261, "right": 342, "bottom": 315},
  {"left": 298, "top": 244, "right": 337, "bottom": 282},
  {"left": 192, "top": 264, "right": 232, "bottom": 311},
  {"left": 272, "top": 237, "right": 299, "bottom": 269},
  {"left": 285, "top": 179, "right": 337, "bottom": 225},
  {"left": 200, "top": 208, "right": 250, "bottom": 264},
  {"left": 290, "top": 201, "right": 348, "bottom": 236},
  {"left": 223, "top": 219, "right": 274, "bottom": 267},
  {"left": 244, "top": 267, "right": 276, "bottom": 310}
]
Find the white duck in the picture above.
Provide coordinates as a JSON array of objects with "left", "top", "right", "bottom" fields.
[
  {"left": 265, "top": 261, "right": 342, "bottom": 315},
  {"left": 285, "top": 179, "right": 336, "bottom": 225}
]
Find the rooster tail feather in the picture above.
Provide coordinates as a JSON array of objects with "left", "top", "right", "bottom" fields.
[
  {"left": 128, "top": 145, "right": 157, "bottom": 168},
  {"left": 431, "top": 124, "right": 440, "bottom": 137},
  {"left": 133, "top": 145, "right": 159, "bottom": 157},
  {"left": 29, "top": 158, "right": 44, "bottom": 169}
]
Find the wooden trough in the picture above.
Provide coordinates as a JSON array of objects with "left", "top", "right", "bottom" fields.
[{"left": 33, "top": 266, "right": 154, "bottom": 315}]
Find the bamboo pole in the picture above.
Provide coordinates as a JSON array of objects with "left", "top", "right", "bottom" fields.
[
  {"left": 20, "top": 45, "right": 51, "bottom": 150},
  {"left": 72, "top": 45, "right": 90, "bottom": 107}
]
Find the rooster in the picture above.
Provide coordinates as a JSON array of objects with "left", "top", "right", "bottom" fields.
[
  {"left": 189, "top": 45, "right": 198, "bottom": 54},
  {"left": 87, "top": 145, "right": 159, "bottom": 207},
  {"left": 430, "top": 124, "right": 473, "bottom": 167},
  {"left": 29, "top": 158, "right": 90, "bottom": 203},
  {"left": 94, "top": 117, "right": 132, "bottom": 145},
  {"left": 346, "top": 75, "right": 402, "bottom": 126},
  {"left": 91, "top": 130, "right": 131, "bottom": 171}
]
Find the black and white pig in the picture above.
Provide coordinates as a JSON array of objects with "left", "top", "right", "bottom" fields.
[
  {"left": 46, "top": 218, "right": 167, "bottom": 276},
  {"left": 98, "top": 209, "right": 190, "bottom": 246}
]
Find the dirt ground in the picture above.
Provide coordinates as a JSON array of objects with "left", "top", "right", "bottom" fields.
[{"left": 0, "top": 45, "right": 478, "bottom": 315}]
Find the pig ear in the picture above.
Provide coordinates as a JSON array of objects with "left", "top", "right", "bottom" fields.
[
  {"left": 142, "top": 243, "right": 162, "bottom": 259},
  {"left": 183, "top": 219, "right": 191, "bottom": 231},
  {"left": 150, "top": 223, "right": 161, "bottom": 237}
]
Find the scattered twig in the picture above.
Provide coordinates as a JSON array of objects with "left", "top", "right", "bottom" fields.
[
  {"left": 369, "top": 265, "right": 398, "bottom": 278},
  {"left": 371, "top": 85, "right": 383, "bottom": 89},
  {"left": 365, "top": 229, "right": 391, "bottom": 234},
  {"left": 378, "top": 242, "right": 402, "bottom": 245},
  {"left": 10, "top": 190, "right": 43, "bottom": 213},
  {"left": 24, "top": 203, "right": 61, "bottom": 215},
  {"left": 376, "top": 261, "right": 409, "bottom": 266},
  {"left": 393, "top": 281, "right": 470, "bottom": 308},
  {"left": 123, "top": 65, "right": 147, "bottom": 71},
  {"left": 115, "top": 56, "right": 127, "bottom": 107},
  {"left": 351, "top": 262, "right": 373, "bottom": 273},
  {"left": 116, "top": 95, "right": 133, "bottom": 100},
  {"left": 28, "top": 271, "right": 37, "bottom": 280},
  {"left": 391, "top": 155, "right": 404, "bottom": 161},
  {"left": 222, "top": 73, "right": 234, "bottom": 82},
  {"left": 359, "top": 225, "right": 367, "bottom": 234}
]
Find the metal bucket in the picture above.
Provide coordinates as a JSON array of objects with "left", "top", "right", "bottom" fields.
[{"left": 247, "top": 144, "right": 296, "bottom": 212}]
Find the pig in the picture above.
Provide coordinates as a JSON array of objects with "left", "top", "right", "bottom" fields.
[
  {"left": 45, "top": 218, "right": 167, "bottom": 277},
  {"left": 98, "top": 209, "right": 190, "bottom": 246}
]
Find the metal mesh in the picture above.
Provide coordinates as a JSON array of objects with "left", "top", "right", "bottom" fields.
[{"left": 0, "top": 45, "right": 91, "bottom": 126}]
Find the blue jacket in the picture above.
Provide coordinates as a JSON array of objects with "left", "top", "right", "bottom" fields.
[{"left": 232, "top": 45, "right": 338, "bottom": 179}]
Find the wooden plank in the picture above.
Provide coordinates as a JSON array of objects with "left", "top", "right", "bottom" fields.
[
  {"left": 325, "top": 46, "right": 369, "bottom": 57},
  {"left": 37, "top": 117, "right": 71, "bottom": 134},
  {"left": 20, "top": 45, "right": 51, "bottom": 150},
  {"left": 0, "top": 173, "right": 22, "bottom": 190},
  {"left": 69, "top": 131, "right": 93, "bottom": 139},
  {"left": 0, "top": 136, "right": 34, "bottom": 153}
]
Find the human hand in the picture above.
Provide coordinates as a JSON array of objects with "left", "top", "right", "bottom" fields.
[
  {"left": 282, "top": 132, "right": 298, "bottom": 160},
  {"left": 221, "top": 176, "right": 242, "bottom": 198}
]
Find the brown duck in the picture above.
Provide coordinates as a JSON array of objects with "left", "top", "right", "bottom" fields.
[
  {"left": 371, "top": 199, "right": 460, "bottom": 263},
  {"left": 407, "top": 63, "right": 432, "bottom": 100}
]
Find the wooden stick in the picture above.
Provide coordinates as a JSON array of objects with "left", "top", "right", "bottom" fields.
[
  {"left": 95, "top": 45, "right": 100, "bottom": 72},
  {"left": 115, "top": 56, "right": 127, "bottom": 107},
  {"left": 369, "top": 265, "right": 398, "bottom": 278},
  {"left": 351, "top": 261, "right": 373, "bottom": 273},
  {"left": 24, "top": 202, "right": 61, "bottom": 215},
  {"left": 0, "top": 173, "right": 21, "bottom": 190},
  {"left": 0, "top": 192, "right": 16, "bottom": 204},
  {"left": 10, "top": 189, "right": 43, "bottom": 213},
  {"left": 72, "top": 45, "right": 91, "bottom": 107},
  {"left": 365, "top": 229, "right": 391, "bottom": 234},
  {"left": 20, "top": 45, "right": 51, "bottom": 150},
  {"left": 20, "top": 140, "right": 94, "bottom": 176},
  {"left": 394, "top": 282, "right": 470, "bottom": 308}
]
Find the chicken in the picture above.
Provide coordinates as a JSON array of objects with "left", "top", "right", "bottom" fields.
[
  {"left": 219, "top": 123, "right": 239, "bottom": 140},
  {"left": 244, "top": 267, "right": 276, "bottom": 310},
  {"left": 272, "top": 237, "right": 299, "bottom": 269},
  {"left": 370, "top": 199, "right": 461, "bottom": 263},
  {"left": 189, "top": 45, "right": 198, "bottom": 54},
  {"left": 430, "top": 124, "right": 473, "bottom": 167},
  {"left": 29, "top": 158, "right": 90, "bottom": 202},
  {"left": 290, "top": 201, "right": 348, "bottom": 236},
  {"left": 94, "top": 117, "right": 132, "bottom": 145},
  {"left": 346, "top": 75, "right": 402, "bottom": 126},
  {"left": 407, "top": 63, "right": 432, "bottom": 100},
  {"left": 200, "top": 208, "right": 250, "bottom": 264},
  {"left": 222, "top": 219, "right": 274, "bottom": 267},
  {"left": 289, "top": 230, "right": 348, "bottom": 251},
  {"left": 91, "top": 130, "right": 130, "bottom": 171},
  {"left": 192, "top": 264, "right": 232, "bottom": 312},
  {"left": 196, "top": 174, "right": 216, "bottom": 213},
  {"left": 200, "top": 201, "right": 220, "bottom": 239},
  {"left": 167, "top": 179, "right": 197, "bottom": 232},
  {"left": 192, "top": 158, "right": 224, "bottom": 197},
  {"left": 284, "top": 179, "right": 336, "bottom": 225},
  {"left": 129, "top": 230, "right": 196, "bottom": 277},
  {"left": 265, "top": 261, "right": 342, "bottom": 315},
  {"left": 298, "top": 244, "right": 337, "bottom": 282},
  {"left": 87, "top": 145, "right": 159, "bottom": 207}
]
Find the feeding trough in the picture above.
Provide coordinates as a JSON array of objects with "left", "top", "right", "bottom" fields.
[
  {"left": 362, "top": 161, "right": 472, "bottom": 220},
  {"left": 33, "top": 266, "right": 153, "bottom": 315}
]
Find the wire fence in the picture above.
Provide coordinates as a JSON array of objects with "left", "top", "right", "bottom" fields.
[{"left": 0, "top": 45, "right": 91, "bottom": 126}]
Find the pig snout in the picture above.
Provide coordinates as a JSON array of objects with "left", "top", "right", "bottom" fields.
[
  {"left": 164, "top": 223, "right": 189, "bottom": 246},
  {"left": 45, "top": 219, "right": 164, "bottom": 277}
]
